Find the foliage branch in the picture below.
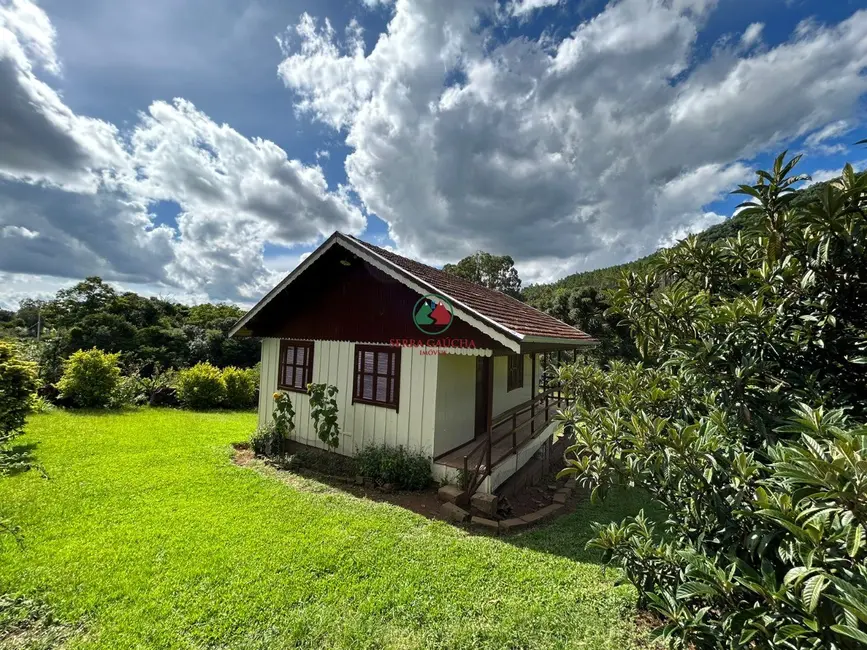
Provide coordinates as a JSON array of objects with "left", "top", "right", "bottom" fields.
[
  {"left": 559, "top": 152, "right": 867, "bottom": 649},
  {"left": 307, "top": 383, "right": 341, "bottom": 450}
]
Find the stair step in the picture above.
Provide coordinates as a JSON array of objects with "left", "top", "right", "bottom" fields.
[{"left": 437, "top": 484, "right": 464, "bottom": 504}]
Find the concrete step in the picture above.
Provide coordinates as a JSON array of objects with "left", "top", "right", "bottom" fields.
[{"left": 437, "top": 484, "right": 464, "bottom": 504}]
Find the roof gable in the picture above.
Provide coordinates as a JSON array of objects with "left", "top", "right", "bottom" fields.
[
  {"left": 347, "top": 236, "right": 595, "bottom": 343},
  {"left": 231, "top": 232, "right": 596, "bottom": 347}
]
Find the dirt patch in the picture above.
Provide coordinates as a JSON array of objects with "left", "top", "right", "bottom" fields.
[
  {"left": 233, "top": 448, "right": 448, "bottom": 522},
  {"left": 632, "top": 610, "right": 665, "bottom": 649},
  {"left": 232, "top": 445, "right": 586, "bottom": 530},
  {"left": 232, "top": 447, "right": 255, "bottom": 466},
  {"left": 498, "top": 484, "right": 554, "bottom": 518},
  {"left": 0, "top": 594, "right": 83, "bottom": 649},
  {"left": 493, "top": 457, "right": 583, "bottom": 520}
]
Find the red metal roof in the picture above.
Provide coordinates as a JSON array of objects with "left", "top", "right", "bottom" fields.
[{"left": 347, "top": 235, "right": 596, "bottom": 343}]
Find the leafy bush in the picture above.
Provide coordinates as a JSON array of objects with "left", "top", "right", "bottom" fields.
[
  {"left": 56, "top": 348, "right": 121, "bottom": 408},
  {"left": 0, "top": 340, "right": 38, "bottom": 441},
  {"left": 250, "top": 422, "right": 281, "bottom": 457},
  {"left": 307, "top": 383, "right": 341, "bottom": 449},
  {"left": 249, "top": 393, "right": 299, "bottom": 459},
  {"left": 223, "top": 367, "right": 257, "bottom": 409},
  {"left": 560, "top": 154, "right": 867, "bottom": 649},
  {"left": 30, "top": 396, "right": 55, "bottom": 414},
  {"left": 109, "top": 374, "right": 146, "bottom": 408},
  {"left": 272, "top": 391, "right": 295, "bottom": 438},
  {"left": 134, "top": 366, "right": 178, "bottom": 406},
  {"left": 175, "top": 362, "right": 226, "bottom": 410},
  {"left": 355, "top": 445, "right": 431, "bottom": 490},
  {"left": 1, "top": 341, "right": 38, "bottom": 541},
  {"left": 1, "top": 340, "right": 38, "bottom": 469}
]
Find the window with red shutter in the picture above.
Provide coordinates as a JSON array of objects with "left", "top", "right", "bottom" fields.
[
  {"left": 278, "top": 340, "right": 314, "bottom": 392},
  {"left": 352, "top": 345, "right": 400, "bottom": 409}
]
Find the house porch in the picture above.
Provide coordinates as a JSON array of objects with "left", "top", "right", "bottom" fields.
[{"left": 432, "top": 387, "right": 571, "bottom": 495}]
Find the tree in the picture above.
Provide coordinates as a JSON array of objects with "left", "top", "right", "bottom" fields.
[
  {"left": 4, "top": 278, "right": 260, "bottom": 378},
  {"left": 559, "top": 153, "right": 867, "bottom": 649},
  {"left": 528, "top": 286, "right": 637, "bottom": 361},
  {"left": 0, "top": 340, "right": 38, "bottom": 540},
  {"left": 46, "top": 277, "right": 118, "bottom": 328},
  {"left": 443, "top": 251, "right": 522, "bottom": 298},
  {"left": 0, "top": 340, "right": 38, "bottom": 454}
]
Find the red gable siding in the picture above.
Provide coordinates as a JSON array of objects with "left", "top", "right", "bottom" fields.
[{"left": 247, "top": 245, "right": 501, "bottom": 348}]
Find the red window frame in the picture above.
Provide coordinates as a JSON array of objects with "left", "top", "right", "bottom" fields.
[
  {"left": 352, "top": 345, "right": 401, "bottom": 410},
  {"left": 278, "top": 340, "right": 315, "bottom": 393},
  {"left": 507, "top": 354, "right": 524, "bottom": 392}
]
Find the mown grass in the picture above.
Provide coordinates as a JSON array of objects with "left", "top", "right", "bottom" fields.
[{"left": 0, "top": 409, "right": 648, "bottom": 649}]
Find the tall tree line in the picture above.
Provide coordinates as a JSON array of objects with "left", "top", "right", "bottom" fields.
[{"left": 0, "top": 277, "right": 258, "bottom": 385}]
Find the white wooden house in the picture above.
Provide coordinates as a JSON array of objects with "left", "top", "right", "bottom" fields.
[{"left": 230, "top": 232, "right": 596, "bottom": 496}]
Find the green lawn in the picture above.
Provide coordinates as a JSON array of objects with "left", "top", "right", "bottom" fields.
[{"left": 1, "top": 409, "right": 648, "bottom": 649}]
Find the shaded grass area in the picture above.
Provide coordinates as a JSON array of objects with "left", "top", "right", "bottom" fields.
[
  {"left": 0, "top": 594, "right": 80, "bottom": 649},
  {"left": 1, "top": 409, "right": 649, "bottom": 649}
]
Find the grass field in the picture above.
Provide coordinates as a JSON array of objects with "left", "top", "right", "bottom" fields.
[{"left": 0, "top": 409, "right": 648, "bottom": 649}]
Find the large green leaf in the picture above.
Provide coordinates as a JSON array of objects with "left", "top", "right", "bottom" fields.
[
  {"left": 846, "top": 524, "right": 863, "bottom": 557},
  {"left": 831, "top": 624, "right": 867, "bottom": 645},
  {"left": 802, "top": 574, "right": 828, "bottom": 614},
  {"left": 676, "top": 582, "right": 717, "bottom": 601}
]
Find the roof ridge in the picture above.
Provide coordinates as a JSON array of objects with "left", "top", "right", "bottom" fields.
[{"left": 347, "top": 234, "right": 593, "bottom": 339}]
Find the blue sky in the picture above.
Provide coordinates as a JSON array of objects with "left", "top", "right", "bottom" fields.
[{"left": 0, "top": 0, "right": 866, "bottom": 307}]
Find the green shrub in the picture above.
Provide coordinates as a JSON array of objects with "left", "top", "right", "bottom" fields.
[
  {"left": 56, "top": 348, "right": 120, "bottom": 408},
  {"left": 355, "top": 445, "right": 431, "bottom": 490},
  {"left": 134, "top": 367, "right": 178, "bottom": 406},
  {"left": 1, "top": 341, "right": 39, "bottom": 540},
  {"left": 175, "top": 362, "right": 226, "bottom": 410},
  {"left": 223, "top": 367, "right": 256, "bottom": 409},
  {"left": 561, "top": 154, "right": 867, "bottom": 649},
  {"left": 30, "top": 396, "right": 55, "bottom": 414},
  {"left": 250, "top": 422, "right": 281, "bottom": 457},
  {"left": 1, "top": 340, "right": 38, "bottom": 465},
  {"left": 110, "top": 374, "right": 146, "bottom": 408}
]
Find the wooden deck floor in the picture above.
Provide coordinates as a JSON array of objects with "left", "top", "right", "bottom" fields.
[{"left": 435, "top": 402, "right": 562, "bottom": 470}]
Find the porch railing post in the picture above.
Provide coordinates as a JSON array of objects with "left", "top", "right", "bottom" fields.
[
  {"left": 511, "top": 412, "right": 517, "bottom": 454},
  {"left": 530, "top": 352, "right": 536, "bottom": 434},
  {"left": 486, "top": 424, "right": 492, "bottom": 474}
]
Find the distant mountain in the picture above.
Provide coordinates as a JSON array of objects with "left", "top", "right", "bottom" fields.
[{"left": 522, "top": 175, "right": 839, "bottom": 303}]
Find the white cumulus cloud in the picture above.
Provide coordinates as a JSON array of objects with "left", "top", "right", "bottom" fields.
[
  {"left": 0, "top": 0, "right": 365, "bottom": 303},
  {"left": 278, "top": 0, "right": 867, "bottom": 277}
]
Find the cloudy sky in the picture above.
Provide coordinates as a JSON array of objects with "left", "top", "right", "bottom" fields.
[{"left": 1, "top": 0, "right": 866, "bottom": 308}]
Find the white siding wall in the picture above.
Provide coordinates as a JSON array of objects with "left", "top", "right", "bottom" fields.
[
  {"left": 259, "top": 339, "right": 438, "bottom": 457},
  {"left": 491, "top": 354, "right": 539, "bottom": 416},
  {"left": 432, "top": 355, "right": 477, "bottom": 456}
]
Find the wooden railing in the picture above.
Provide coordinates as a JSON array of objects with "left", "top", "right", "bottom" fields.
[{"left": 461, "top": 387, "right": 570, "bottom": 497}]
